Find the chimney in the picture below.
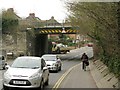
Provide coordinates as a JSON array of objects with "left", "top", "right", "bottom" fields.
[
  {"left": 7, "top": 8, "right": 14, "bottom": 12},
  {"left": 51, "top": 16, "right": 54, "bottom": 19},
  {"left": 29, "top": 13, "right": 35, "bottom": 17}
]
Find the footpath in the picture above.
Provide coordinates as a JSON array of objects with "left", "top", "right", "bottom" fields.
[{"left": 59, "top": 59, "right": 119, "bottom": 89}]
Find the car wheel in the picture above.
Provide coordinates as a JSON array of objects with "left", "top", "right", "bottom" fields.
[
  {"left": 40, "top": 80, "right": 44, "bottom": 90},
  {"left": 55, "top": 66, "right": 59, "bottom": 73},
  {"left": 59, "top": 66, "right": 61, "bottom": 71},
  {"left": 55, "top": 69, "right": 58, "bottom": 73},
  {"left": 3, "top": 85, "right": 9, "bottom": 90},
  {"left": 37, "top": 80, "right": 44, "bottom": 90}
]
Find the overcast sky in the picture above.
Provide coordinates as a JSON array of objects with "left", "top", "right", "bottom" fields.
[
  {"left": 1, "top": 0, "right": 119, "bottom": 22},
  {"left": 0, "top": 0, "right": 68, "bottom": 22}
]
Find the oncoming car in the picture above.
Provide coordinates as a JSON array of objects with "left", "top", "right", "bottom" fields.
[
  {"left": 41, "top": 54, "right": 62, "bottom": 72},
  {"left": 3, "top": 56, "right": 49, "bottom": 90}
]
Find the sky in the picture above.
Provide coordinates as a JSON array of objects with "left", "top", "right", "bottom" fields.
[
  {"left": 0, "top": 0, "right": 68, "bottom": 22},
  {"left": 1, "top": 0, "right": 118, "bottom": 22}
]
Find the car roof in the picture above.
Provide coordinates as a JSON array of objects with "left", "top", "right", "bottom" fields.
[
  {"left": 42, "top": 54, "right": 57, "bottom": 56},
  {"left": 17, "top": 56, "right": 41, "bottom": 60}
]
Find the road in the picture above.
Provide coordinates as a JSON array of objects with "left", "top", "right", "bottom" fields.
[
  {"left": 0, "top": 46, "right": 96, "bottom": 89},
  {"left": 60, "top": 46, "right": 93, "bottom": 60},
  {"left": 46, "top": 60, "right": 81, "bottom": 88},
  {"left": 46, "top": 46, "right": 95, "bottom": 88}
]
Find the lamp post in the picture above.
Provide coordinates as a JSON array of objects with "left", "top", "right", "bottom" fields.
[{"left": 62, "top": 27, "right": 66, "bottom": 33}]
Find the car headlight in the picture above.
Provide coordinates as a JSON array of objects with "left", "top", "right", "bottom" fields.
[
  {"left": 29, "top": 72, "right": 42, "bottom": 79},
  {"left": 52, "top": 63, "right": 57, "bottom": 66},
  {"left": 4, "top": 72, "right": 12, "bottom": 79}
]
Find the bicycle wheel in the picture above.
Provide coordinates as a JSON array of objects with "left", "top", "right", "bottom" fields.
[{"left": 84, "top": 62, "right": 86, "bottom": 71}]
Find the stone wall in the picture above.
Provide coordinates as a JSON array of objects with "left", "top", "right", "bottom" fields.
[{"left": 90, "top": 59, "right": 119, "bottom": 88}]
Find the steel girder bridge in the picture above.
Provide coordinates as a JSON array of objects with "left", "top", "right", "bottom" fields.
[
  {"left": 34, "top": 26, "right": 78, "bottom": 34},
  {"left": 34, "top": 26, "right": 79, "bottom": 56}
]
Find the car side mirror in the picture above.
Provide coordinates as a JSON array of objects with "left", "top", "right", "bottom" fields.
[
  {"left": 5, "top": 62, "right": 8, "bottom": 66},
  {"left": 43, "top": 67, "right": 48, "bottom": 72},
  {"left": 57, "top": 59, "right": 60, "bottom": 61},
  {"left": 5, "top": 65, "right": 10, "bottom": 69}
]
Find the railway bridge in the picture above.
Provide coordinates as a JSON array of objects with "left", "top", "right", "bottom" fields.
[{"left": 27, "top": 26, "right": 79, "bottom": 56}]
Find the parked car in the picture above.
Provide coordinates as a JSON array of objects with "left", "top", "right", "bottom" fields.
[
  {"left": 41, "top": 54, "right": 62, "bottom": 72},
  {"left": 0, "top": 55, "right": 6, "bottom": 70},
  {"left": 87, "top": 43, "right": 93, "bottom": 47},
  {"left": 3, "top": 56, "right": 49, "bottom": 90},
  {"left": 52, "top": 43, "right": 71, "bottom": 54}
]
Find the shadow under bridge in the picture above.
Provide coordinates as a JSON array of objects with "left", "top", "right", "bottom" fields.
[{"left": 34, "top": 26, "right": 78, "bottom": 56}]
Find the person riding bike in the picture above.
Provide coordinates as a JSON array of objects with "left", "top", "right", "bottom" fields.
[{"left": 81, "top": 53, "right": 89, "bottom": 71}]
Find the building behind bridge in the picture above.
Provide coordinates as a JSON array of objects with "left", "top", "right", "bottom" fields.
[{"left": 2, "top": 8, "right": 78, "bottom": 57}]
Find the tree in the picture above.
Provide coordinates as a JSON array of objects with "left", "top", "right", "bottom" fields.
[
  {"left": 66, "top": 2, "right": 120, "bottom": 75},
  {"left": 1, "top": 8, "right": 19, "bottom": 45}
]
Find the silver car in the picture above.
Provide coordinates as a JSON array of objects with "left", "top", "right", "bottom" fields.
[
  {"left": 3, "top": 56, "right": 49, "bottom": 90},
  {"left": 42, "top": 54, "right": 62, "bottom": 72}
]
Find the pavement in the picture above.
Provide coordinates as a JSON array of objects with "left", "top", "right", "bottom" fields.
[
  {"left": 59, "top": 62, "right": 97, "bottom": 88},
  {"left": 59, "top": 60, "right": 119, "bottom": 89}
]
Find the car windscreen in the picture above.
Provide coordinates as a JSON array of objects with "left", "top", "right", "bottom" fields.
[
  {"left": 11, "top": 57, "right": 41, "bottom": 69},
  {"left": 42, "top": 56, "right": 56, "bottom": 61}
]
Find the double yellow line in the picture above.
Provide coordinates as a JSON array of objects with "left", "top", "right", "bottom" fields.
[{"left": 52, "top": 63, "right": 81, "bottom": 90}]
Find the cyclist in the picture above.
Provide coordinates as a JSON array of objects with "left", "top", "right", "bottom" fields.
[{"left": 81, "top": 53, "right": 89, "bottom": 71}]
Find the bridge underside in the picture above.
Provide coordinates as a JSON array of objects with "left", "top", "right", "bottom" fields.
[
  {"left": 34, "top": 27, "right": 78, "bottom": 56},
  {"left": 34, "top": 34, "right": 48, "bottom": 56},
  {"left": 34, "top": 27, "right": 78, "bottom": 34}
]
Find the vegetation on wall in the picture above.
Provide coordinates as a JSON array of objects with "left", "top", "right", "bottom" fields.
[{"left": 1, "top": 9, "right": 19, "bottom": 44}]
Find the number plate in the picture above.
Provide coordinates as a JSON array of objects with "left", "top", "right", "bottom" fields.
[{"left": 13, "top": 81, "right": 26, "bottom": 84}]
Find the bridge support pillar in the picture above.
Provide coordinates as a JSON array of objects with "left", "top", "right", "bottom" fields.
[{"left": 35, "top": 34, "right": 48, "bottom": 56}]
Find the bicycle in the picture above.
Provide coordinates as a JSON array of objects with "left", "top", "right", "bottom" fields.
[
  {"left": 82, "top": 60, "right": 89, "bottom": 71},
  {"left": 81, "top": 53, "right": 89, "bottom": 71},
  {"left": 82, "top": 61, "right": 86, "bottom": 71}
]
